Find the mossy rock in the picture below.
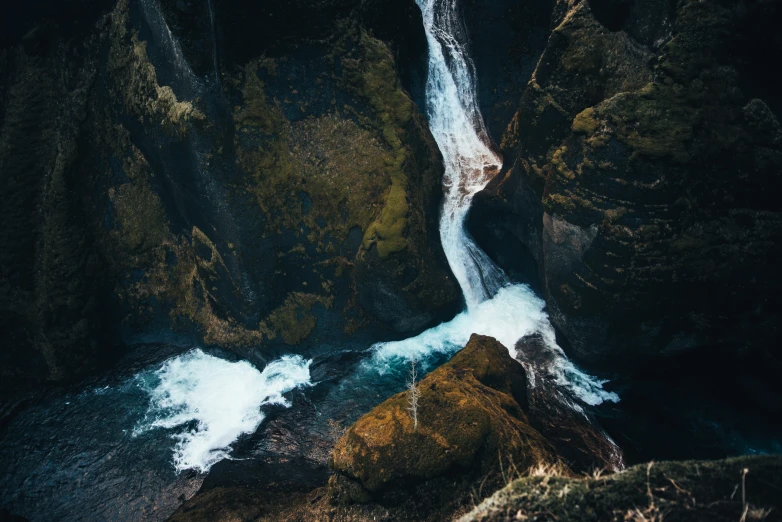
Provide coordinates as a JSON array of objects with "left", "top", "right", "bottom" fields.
[
  {"left": 472, "top": 0, "right": 782, "bottom": 373},
  {"left": 330, "top": 334, "right": 557, "bottom": 495},
  {"left": 579, "top": 82, "right": 701, "bottom": 164},
  {"left": 460, "top": 455, "right": 782, "bottom": 522}
]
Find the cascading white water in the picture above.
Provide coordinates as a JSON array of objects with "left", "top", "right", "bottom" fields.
[
  {"left": 369, "top": 0, "right": 623, "bottom": 459},
  {"left": 419, "top": 0, "right": 507, "bottom": 308},
  {"left": 130, "top": 0, "right": 623, "bottom": 474}
]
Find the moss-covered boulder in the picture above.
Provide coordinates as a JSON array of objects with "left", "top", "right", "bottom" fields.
[
  {"left": 460, "top": 455, "right": 782, "bottom": 522},
  {"left": 330, "top": 334, "right": 557, "bottom": 499}
]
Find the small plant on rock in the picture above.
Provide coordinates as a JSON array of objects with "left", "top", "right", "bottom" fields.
[{"left": 407, "top": 358, "right": 420, "bottom": 432}]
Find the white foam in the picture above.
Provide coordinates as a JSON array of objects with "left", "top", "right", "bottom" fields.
[
  {"left": 418, "top": 0, "right": 506, "bottom": 309},
  {"left": 371, "top": 285, "right": 548, "bottom": 364},
  {"left": 134, "top": 349, "right": 312, "bottom": 473},
  {"left": 369, "top": 284, "right": 619, "bottom": 405}
]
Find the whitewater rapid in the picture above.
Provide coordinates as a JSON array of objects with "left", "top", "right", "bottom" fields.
[
  {"left": 134, "top": 350, "right": 312, "bottom": 473},
  {"left": 419, "top": 0, "right": 506, "bottom": 308}
]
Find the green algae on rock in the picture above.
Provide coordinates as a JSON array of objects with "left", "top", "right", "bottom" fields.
[
  {"left": 0, "top": 0, "right": 459, "bottom": 386},
  {"left": 107, "top": 0, "right": 204, "bottom": 134},
  {"left": 231, "top": 26, "right": 457, "bottom": 336}
]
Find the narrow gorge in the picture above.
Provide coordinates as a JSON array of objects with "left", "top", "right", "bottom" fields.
[{"left": 1, "top": 0, "right": 781, "bottom": 520}]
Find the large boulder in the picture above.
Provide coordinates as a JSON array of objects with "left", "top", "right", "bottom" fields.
[{"left": 329, "top": 334, "right": 558, "bottom": 500}]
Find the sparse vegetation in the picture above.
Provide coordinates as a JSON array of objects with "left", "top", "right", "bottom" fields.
[
  {"left": 459, "top": 456, "right": 782, "bottom": 522},
  {"left": 406, "top": 358, "right": 420, "bottom": 431}
]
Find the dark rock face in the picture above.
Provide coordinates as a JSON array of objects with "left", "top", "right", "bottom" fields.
[
  {"left": 0, "top": 0, "right": 459, "bottom": 388},
  {"left": 468, "top": 0, "right": 782, "bottom": 371},
  {"left": 515, "top": 333, "right": 623, "bottom": 472},
  {"left": 461, "top": 0, "right": 555, "bottom": 144}
]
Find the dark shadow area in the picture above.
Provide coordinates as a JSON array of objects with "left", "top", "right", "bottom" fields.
[{"left": 598, "top": 343, "right": 782, "bottom": 465}]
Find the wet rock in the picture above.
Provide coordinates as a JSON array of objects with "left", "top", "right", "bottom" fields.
[
  {"left": 461, "top": 0, "right": 555, "bottom": 142},
  {"left": 515, "top": 333, "right": 624, "bottom": 472}
]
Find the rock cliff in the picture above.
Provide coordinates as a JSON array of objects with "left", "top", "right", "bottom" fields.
[
  {"left": 0, "top": 0, "right": 459, "bottom": 388},
  {"left": 468, "top": 0, "right": 782, "bottom": 372}
]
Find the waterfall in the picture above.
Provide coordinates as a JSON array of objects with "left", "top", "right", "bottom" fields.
[
  {"left": 139, "top": 0, "right": 202, "bottom": 98},
  {"left": 131, "top": 0, "right": 625, "bottom": 474},
  {"left": 418, "top": 0, "right": 507, "bottom": 308},
  {"left": 369, "top": 0, "right": 625, "bottom": 470}
]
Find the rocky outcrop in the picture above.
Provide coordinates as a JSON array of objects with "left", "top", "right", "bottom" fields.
[
  {"left": 460, "top": 455, "right": 782, "bottom": 522},
  {"left": 165, "top": 335, "right": 560, "bottom": 521},
  {"left": 329, "top": 334, "right": 559, "bottom": 506},
  {"left": 165, "top": 334, "right": 559, "bottom": 521},
  {"left": 468, "top": 0, "right": 782, "bottom": 370},
  {"left": 0, "top": 0, "right": 458, "bottom": 388},
  {"left": 168, "top": 456, "right": 782, "bottom": 522},
  {"left": 515, "top": 333, "right": 624, "bottom": 472}
]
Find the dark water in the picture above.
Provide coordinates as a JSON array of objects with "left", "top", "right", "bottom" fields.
[
  {"left": 0, "top": 342, "right": 427, "bottom": 521},
  {"left": 595, "top": 345, "right": 782, "bottom": 465},
  {"left": 0, "top": 345, "right": 202, "bottom": 521}
]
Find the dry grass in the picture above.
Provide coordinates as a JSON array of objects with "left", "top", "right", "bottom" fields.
[{"left": 528, "top": 461, "right": 568, "bottom": 478}]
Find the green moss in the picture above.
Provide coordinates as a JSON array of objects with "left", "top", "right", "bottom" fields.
[
  {"left": 361, "top": 174, "right": 409, "bottom": 257},
  {"left": 598, "top": 83, "right": 700, "bottom": 163},
  {"left": 234, "top": 52, "right": 404, "bottom": 255},
  {"left": 530, "top": 81, "right": 568, "bottom": 121},
  {"left": 572, "top": 107, "right": 599, "bottom": 135},
  {"left": 343, "top": 33, "right": 413, "bottom": 131},
  {"left": 342, "top": 32, "right": 415, "bottom": 257},
  {"left": 107, "top": 0, "right": 203, "bottom": 133},
  {"left": 234, "top": 30, "right": 433, "bottom": 270},
  {"left": 543, "top": 193, "right": 576, "bottom": 213},
  {"left": 96, "top": 132, "right": 270, "bottom": 348},
  {"left": 294, "top": 114, "right": 392, "bottom": 237},
  {"left": 577, "top": 156, "right": 595, "bottom": 174},
  {"left": 551, "top": 146, "right": 576, "bottom": 179},
  {"left": 262, "top": 292, "right": 334, "bottom": 345},
  {"left": 560, "top": 31, "right": 604, "bottom": 76},
  {"left": 109, "top": 149, "right": 168, "bottom": 251},
  {"left": 234, "top": 59, "right": 281, "bottom": 133},
  {"left": 656, "top": 1, "right": 732, "bottom": 84},
  {"left": 602, "top": 207, "right": 627, "bottom": 224}
]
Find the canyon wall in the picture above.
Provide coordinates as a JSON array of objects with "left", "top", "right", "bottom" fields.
[{"left": 0, "top": 0, "right": 459, "bottom": 388}]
